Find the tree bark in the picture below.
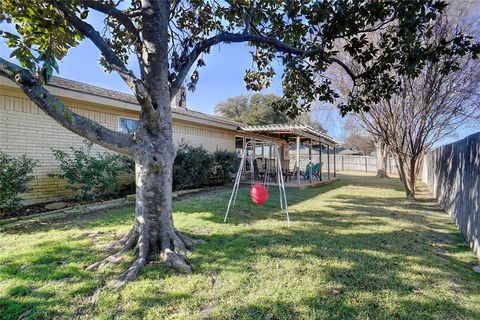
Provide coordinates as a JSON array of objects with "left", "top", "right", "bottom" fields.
[
  {"left": 375, "top": 139, "right": 389, "bottom": 178},
  {"left": 394, "top": 154, "right": 416, "bottom": 199}
]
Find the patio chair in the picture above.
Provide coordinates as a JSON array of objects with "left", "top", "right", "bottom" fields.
[
  {"left": 266, "top": 159, "right": 277, "bottom": 182},
  {"left": 284, "top": 164, "right": 298, "bottom": 181},
  {"left": 255, "top": 158, "right": 265, "bottom": 180},
  {"left": 312, "top": 163, "right": 320, "bottom": 180},
  {"left": 300, "top": 162, "right": 313, "bottom": 180}
]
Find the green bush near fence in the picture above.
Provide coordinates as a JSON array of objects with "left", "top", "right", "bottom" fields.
[
  {"left": 50, "top": 140, "right": 134, "bottom": 201},
  {"left": 0, "top": 151, "right": 37, "bottom": 213}
]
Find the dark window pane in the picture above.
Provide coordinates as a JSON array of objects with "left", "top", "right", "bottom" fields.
[
  {"left": 235, "top": 137, "right": 243, "bottom": 149},
  {"left": 119, "top": 118, "right": 138, "bottom": 134}
]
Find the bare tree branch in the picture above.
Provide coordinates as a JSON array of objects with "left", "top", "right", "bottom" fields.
[{"left": 0, "top": 57, "right": 135, "bottom": 155}]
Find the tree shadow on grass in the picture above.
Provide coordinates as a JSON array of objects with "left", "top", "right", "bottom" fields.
[
  {"left": 181, "top": 222, "right": 480, "bottom": 319},
  {"left": 0, "top": 240, "right": 102, "bottom": 319},
  {"left": 1, "top": 173, "right": 478, "bottom": 319},
  {"left": 175, "top": 179, "right": 346, "bottom": 226}
]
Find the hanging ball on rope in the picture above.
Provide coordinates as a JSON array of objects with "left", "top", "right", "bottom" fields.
[{"left": 250, "top": 183, "right": 269, "bottom": 205}]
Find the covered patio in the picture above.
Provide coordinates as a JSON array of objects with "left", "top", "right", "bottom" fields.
[{"left": 239, "top": 124, "right": 342, "bottom": 187}]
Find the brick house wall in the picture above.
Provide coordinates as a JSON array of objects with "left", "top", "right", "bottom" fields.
[{"left": 0, "top": 81, "right": 238, "bottom": 204}]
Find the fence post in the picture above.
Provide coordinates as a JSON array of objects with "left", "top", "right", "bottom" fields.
[
  {"left": 364, "top": 156, "right": 368, "bottom": 173},
  {"left": 341, "top": 155, "right": 344, "bottom": 171}
]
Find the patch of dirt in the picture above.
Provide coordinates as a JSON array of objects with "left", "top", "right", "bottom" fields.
[
  {"left": 0, "top": 200, "right": 75, "bottom": 219},
  {"left": 0, "top": 186, "right": 135, "bottom": 220}
]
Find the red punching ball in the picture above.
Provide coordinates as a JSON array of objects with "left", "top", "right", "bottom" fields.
[{"left": 250, "top": 183, "right": 269, "bottom": 204}]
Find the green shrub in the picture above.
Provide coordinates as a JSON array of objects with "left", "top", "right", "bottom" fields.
[
  {"left": 211, "top": 149, "right": 240, "bottom": 184},
  {"left": 173, "top": 143, "right": 214, "bottom": 191},
  {"left": 50, "top": 140, "right": 134, "bottom": 201},
  {"left": 0, "top": 151, "right": 37, "bottom": 213}
]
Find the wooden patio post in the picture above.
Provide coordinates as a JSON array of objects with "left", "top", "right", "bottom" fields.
[
  {"left": 327, "top": 145, "right": 330, "bottom": 180},
  {"left": 319, "top": 141, "right": 322, "bottom": 181},
  {"left": 296, "top": 135, "right": 300, "bottom": 185},
  {"left": 333, "top": 147, "right": 336, "bottom": 178},
  {"left": 309, "top": 139, "right": 312, "bottom": 183}
]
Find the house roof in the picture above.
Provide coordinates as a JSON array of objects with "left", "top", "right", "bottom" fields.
[
  {"left": 241, "top": 124, "right": 341, "bottom": 147},
  {"left": 48, "top": 77, "right": 138, "bottom": 104},
  {"left": 46, "top": 77, "right": 241, "bottom": 128},
  {"left": 338, "top": 149, "right": 363, "bottom": 155},
  {"left": 2, "top": 76, "right": 340, "bottom": 143}
]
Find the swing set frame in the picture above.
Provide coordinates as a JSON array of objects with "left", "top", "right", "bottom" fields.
[{"left": 224, "top": 140, "right": 290, "bottom": 226}]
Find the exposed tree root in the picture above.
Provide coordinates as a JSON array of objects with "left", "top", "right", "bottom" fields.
[
  {"left": 107, "top": 228, "right": 149, "bottom": 289},
  {"left": 86, "top": 228, "right": 138, "bottom": 271},
  {"left": 175, "top": 228, "right": 207, "bottom": 247},
  {"left": 87, "top": 225, "right": 205, "bottom": 289}
]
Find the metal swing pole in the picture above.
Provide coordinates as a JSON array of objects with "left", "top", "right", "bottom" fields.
[
  {"left": 275, "top": 145, "right": 284, "bottom": 210},
  {"left": 276, "top": 143, "right": 290, "bottom": 227},
  {"left": 264, "top": 141, "right": 269, "bottom": 188},
  {"left": 232, "top": 145, "right": 247, "bottom": 207},
  {"left": 224, "top": 145, "right": 246, "bottom": 222}
]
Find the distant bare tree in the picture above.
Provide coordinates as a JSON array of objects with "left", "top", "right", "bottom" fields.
[
  {"left": 342, "top": 118, "right": 376, "bottom": 156},
  {"left": 334, "top": 69, "right": 391, "bottom": 177},
  {"left": 334, "top": 6, "right": 480, "bottom": 198},
  {"left": 366, "top": 55, "right": 479, "bottom": 198}
]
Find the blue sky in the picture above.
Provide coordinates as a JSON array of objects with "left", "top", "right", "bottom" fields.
[{"left": 1, "top": 17, "right": 478, "bottom": 145}]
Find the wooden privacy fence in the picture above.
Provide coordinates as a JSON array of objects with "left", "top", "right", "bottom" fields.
[{"left": 421, "top": 132, "right": 480, "bottom": 260}]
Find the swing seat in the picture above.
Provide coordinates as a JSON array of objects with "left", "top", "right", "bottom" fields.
[{"left": 250, "top": 183, "right": 269, "bottom": 204}]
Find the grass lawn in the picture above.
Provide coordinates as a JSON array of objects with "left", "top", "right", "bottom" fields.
[{"left": 1, "top": 172, "right": 479, "bottom": 319}]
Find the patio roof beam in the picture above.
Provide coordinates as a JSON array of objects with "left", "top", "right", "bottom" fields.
[
  {"left": 241, "top": 124, "right": 341, "bottom": 147},
  {"left": 327, "top": 145, "right": 330, "bottom": 180},
  {"left": 296, "top": 135, "right": 301, "bottom": 186},
  {"left": 319, "top": 141, "right": 322, "bottom": 181}
]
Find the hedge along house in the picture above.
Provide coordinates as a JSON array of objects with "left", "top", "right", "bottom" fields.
[{"left": 0, "top": 76, "right": 340, "bottom": 204}]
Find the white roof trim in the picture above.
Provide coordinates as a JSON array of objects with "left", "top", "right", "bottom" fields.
[{"left": 241, "top": 124, "right": 342, "bottom": 147}]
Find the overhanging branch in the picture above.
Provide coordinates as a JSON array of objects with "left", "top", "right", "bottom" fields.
[
  {"left": 170, "top": 32, "right": 357, "bottom": 97},
  {"left": 54, "top": 1, "right": 152, "bottom": 109},
  {"left": 79, "top": 0, "right": 141, "bottom": 43},
  {"left": 0, "top": 58, "right": 135, "bottom": 156}
]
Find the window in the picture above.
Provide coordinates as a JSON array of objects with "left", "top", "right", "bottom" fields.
[
  {"left": 118, "top": 117, "right": 138, "bottom": 134},
  {"left": 264, "top": 145, "right": 271, "bottom": 159},
  {"left": 235, "top": 136, "right": 244, "bottom": 156}
]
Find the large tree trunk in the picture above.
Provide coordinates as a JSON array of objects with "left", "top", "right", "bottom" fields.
[
  {"left": 86, "top": 0, "right": 205, "bottom": 285},
  {"left": 394, "top": 154, "right": 417, "bottom": 199},
  {"left": 87, "top": 134, "right": 204, "bottom": 288},
  {"left": 375, "top": 139, "right": 389, "bottom": 178}
]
